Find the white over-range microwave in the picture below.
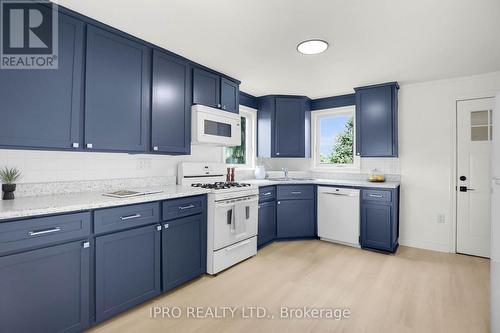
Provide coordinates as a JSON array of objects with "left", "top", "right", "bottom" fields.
[{"left": 191, "top": 104, "right": 241, "bottom": 146}]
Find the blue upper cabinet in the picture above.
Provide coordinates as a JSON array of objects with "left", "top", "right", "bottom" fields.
[
  {"left": 257, "top": 96, "right": 311, "bottom": 158},
  {"left": 151, "top": 50, "right": 191, "bottom": 154},
  {"left": 354, "top": 82, "right": 399, "bottom": 157},
  {"left": 220, "top": 77, "right": 239, "bottom": 113},
  {"left": 85, "top": 25, "right": 151, "bottom": 152},
  {"left": 0, "top": 12, "right": 84, "bottom": 150},
  {"left": 192, "top": 67, "right": 220, "bottom": 108},
  {"left": 193, "top": 67, "right": 240, "bottom": 113}
]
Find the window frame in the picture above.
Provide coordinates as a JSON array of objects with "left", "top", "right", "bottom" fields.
[
  {"left": 222, "top": 105, "right": 257, "bottom": 170},
  {"left": 312, "top": 106, "right": 360, "bottom": 172}
]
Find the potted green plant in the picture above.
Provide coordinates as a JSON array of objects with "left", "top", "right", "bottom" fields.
[{"left": 0, "top": 167, "right": 22, "bottom": 200}]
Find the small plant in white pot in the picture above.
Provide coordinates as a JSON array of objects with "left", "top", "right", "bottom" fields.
[{"left": 0, "top": 167, "right": 22, "bottom": 200}]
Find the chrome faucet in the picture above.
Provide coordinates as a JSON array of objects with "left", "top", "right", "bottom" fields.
[{"left": 282, "top": 167, "right": 289, "bottom": 180}]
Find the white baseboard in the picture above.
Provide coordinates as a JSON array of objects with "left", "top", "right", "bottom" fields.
[{"left": 399, "top": 239, "right": 452, "bottom": 253}]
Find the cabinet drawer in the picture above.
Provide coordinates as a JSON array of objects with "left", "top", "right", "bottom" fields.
[
  {"left": 163, "top": 195, "right": 205, "bottom": 221},
  {"left": 259, "top": 186, "right": 276, "bottom": 202},
  {"left": 277, "top": 185, "right": 314, "bottom": 200},
  {"left": 362, "top": 189, "right": 392, "bottom": 202},
  {"left": 94, "top": 202, "right": 160, "bottom": 235},
  {"left": 0, "top": 212, "right": 91, "bottom": 255}
]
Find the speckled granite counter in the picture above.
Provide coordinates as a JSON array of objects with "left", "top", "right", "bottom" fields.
[
  {"left": 244, "top": 178, "right": 400, "bottom": 189},
  {"left": 0, "top": 185, "right": 210, "bottom": 221}
]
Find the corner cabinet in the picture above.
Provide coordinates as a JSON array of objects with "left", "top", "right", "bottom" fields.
[
  {"left": 360, "top": 187, "right": 400, "bottom": 253},
  {"left": 192, "top": 67, "right": 240, "bottom": 113},
  {"left": 84, "top": 25, "right": 151, "bottom": 152},
  {"left": 257, "top": 96, "right": 311, "bottom": 158},
  {"left": 0, "top": 12, "right": 84, "bottom": 150},
  {"left": 151, "top": 50, "right": 191, "bottom": 154},
  {"left": 354, "top": 82, "right": 399, "bottom": 157},
  {"left": 276, "top": 185, "right": 315, "bottom": 238}
]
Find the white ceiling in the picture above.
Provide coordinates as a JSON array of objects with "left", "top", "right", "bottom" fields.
[{"left": 59, "top": 0, "right": 500, "bottom": 98}]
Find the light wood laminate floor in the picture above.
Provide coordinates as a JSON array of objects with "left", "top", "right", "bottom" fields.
[{"left": 87, "top": 240, "right": 490, "bottom": 333}]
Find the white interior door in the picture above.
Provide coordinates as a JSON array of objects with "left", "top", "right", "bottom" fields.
[{"left": 457, "top": 98, "right": 494, "bottom": 258}]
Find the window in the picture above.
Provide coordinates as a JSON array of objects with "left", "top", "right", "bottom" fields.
[
  {"left": 223, "top": 106, "right": 256, "bottom": 169},
  {"left": 312, "top": 106, "right": 359, "bottom": 170}
]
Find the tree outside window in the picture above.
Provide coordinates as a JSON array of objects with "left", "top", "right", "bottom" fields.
[{"left": 224, "top": 116, "right": 246, "bottom": 164}]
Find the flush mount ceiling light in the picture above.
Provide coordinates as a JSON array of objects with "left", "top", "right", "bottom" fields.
[{"left": 297, "top": 39, "right": 329, "bottom": 55}]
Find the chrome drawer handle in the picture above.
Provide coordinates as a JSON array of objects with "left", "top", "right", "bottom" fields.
[
  {"left": 262, "top": 192, "right": 272, "bottom": 196},
  {"left": 179, "top": 204, "right": 195, "bottom": 210},
  {"left": 120, "top": 213, "right": 141, "bottom": 221},
  {"left": 28, "top": 227, "right": 61, "bottom": 236},
  {"left": 291, "top": 191, "right": 302, "bottom": 195},
  {"left": 369, "top": 194, "right": 383, "bottom": 198}
]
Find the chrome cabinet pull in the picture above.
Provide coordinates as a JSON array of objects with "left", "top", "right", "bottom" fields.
[
  {"left": 72, "top": 142, "right": 79, "bottom": 148},
  {"left": 178, "top": 204, "right": 195, "bottom": 210},
  {"left": 83, "top": 241, "right": 90, "bottom": 248},
  {"left": 262, "top": 192, "right": 272, "bottom": 196},
  {"left": 291, "top": 191, "right": 302, "bottom": 195},
  {"left": 86, "top": 143, "right": 93, "bottom": 149},
  {"left": 28, "top": 227, "right": 61, "bottom": 236},
  {"left": 369, "top": 194, "right": 383, "bottom": 198},
  {"left": 164, "top": 223, "right": 169, "bottom": 229},
  {"left": 120, "top": 213, "right": 141, "bottom": 221}
]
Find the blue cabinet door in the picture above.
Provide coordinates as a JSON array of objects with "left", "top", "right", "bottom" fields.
[
  {"left": 152, "top": 50, "right": 191, "bottom": 154},
  {"left": 193, "top": 67, "right": 220, "bottom": 108},
  {"left": 85, "top": 25, "right": 150, "bottom": 152},
  {"left": 0, "top": 12, "right": 84, "bottom": 150},
  {"left": 95, "top": 225, "right": 161, "bottom": 322},
  {"left": 162, "top": 213, "right": 207, "bottom": 291},
  {"left": 360, "top": 202, "right": 392, "bottom": 251},
  {"left": 220, "top": 77, "right": 239, "bottom": 113},
  {"left": 274, "top": 97, "right": 306, "bottom": 157},
  {"left": 355, "top": 83, "right": 398, "bottom": 157},
  {"left": 0, "top": 241, "right": 90, "bottom": 333},
  {"left": 258, "top": 201, "right": 276, "bottom": 247},
  {"left": 276, "top": 199, "right": 315, "bottom": 238}
]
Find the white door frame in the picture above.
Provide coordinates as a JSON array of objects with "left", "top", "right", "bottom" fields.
[{"left": 450, "top": 91, "right": 496, "bottom": 253}]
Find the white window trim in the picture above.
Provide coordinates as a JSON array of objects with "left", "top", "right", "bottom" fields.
[
  {"left": 312, "top": 106, "right": 360, "bottom": 172},
  {"left": 222, "top": 105, "right": 257, "bottom": 170}
]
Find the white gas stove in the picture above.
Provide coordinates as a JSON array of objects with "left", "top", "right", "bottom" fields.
[{"left": 178, "top": 162, "right": 259, "bottom": 274}]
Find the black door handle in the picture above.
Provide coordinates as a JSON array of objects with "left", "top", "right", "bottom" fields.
[{"left": 459, "top": 186, "right": 476, "bottom": 192}]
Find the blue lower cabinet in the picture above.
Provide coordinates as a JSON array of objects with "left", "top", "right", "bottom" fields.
[
  {"left": 360, "top": 188, "right": 400, "bottom": 253},
  {"left": 0, "top": 240, "right": 90, "bottom": 333},
  {"left": 258, "top": 200, "right": 276, "bottom": 247},
  {"left": 95, "top": 224, "right": 161, "bottom": 322},
  {"left": 162, "top": 214, "right": 206, "bottom": 291},
  {"left": 276, "top": 199, "right": 315, "bottom": 238}
]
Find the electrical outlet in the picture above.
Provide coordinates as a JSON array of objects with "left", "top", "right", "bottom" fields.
[
  {"left": 437, "top": 214, "right": 446, "bottom": 224},
  {"left": 136, "top": 158, "right": 152, "bottom": 170}
]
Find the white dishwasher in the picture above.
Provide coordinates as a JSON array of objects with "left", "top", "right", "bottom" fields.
[{"left": 317, "top": 186, "right": 360, "bottom": 247}]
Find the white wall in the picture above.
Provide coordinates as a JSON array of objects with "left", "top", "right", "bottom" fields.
[
  {"left": 398, "top": 71, "right": 500, "bottom": 252},
  {"left": 0, "top": 145, "right": 222, "bottom": 184}
]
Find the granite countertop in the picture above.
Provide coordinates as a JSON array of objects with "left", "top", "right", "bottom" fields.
[
  {"left": 244, "top": 178, "right": 400, "bottom": 189},
  {"left": 0, "top": 185, "right": 210, "bottom": 221}
]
